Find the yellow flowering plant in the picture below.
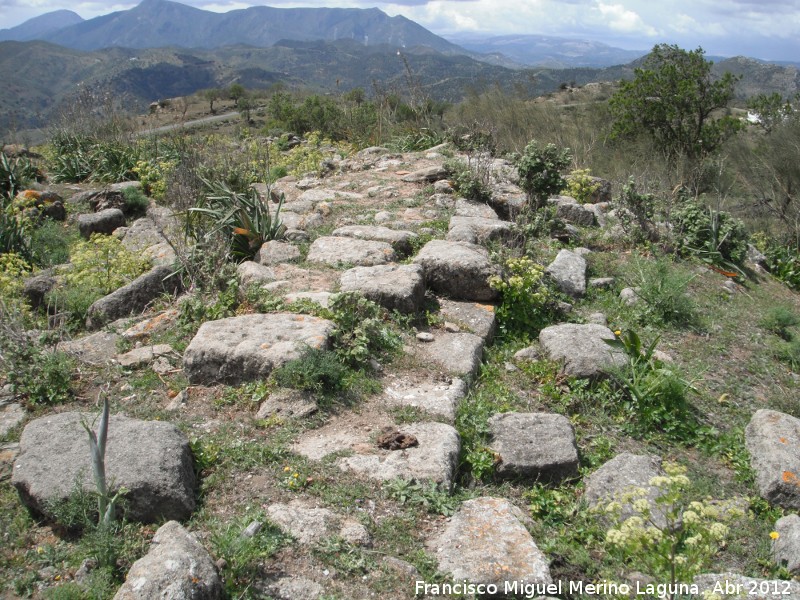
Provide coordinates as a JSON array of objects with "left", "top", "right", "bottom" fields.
[
  {"left": 599, "top": 462, "right": 744, "bottom": 596},
  {"left": 565, "top": 168, "right": 601, "bottom": 204},
  {"left": 489, "top": 256, "right": 554, "bottom": 339}
]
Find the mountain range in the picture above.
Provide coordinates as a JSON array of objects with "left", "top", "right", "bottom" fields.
[{"left": 1, "top": 0, "right": 798, "bottom": 141}]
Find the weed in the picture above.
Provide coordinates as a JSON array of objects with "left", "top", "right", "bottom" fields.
[
  {"left": 208, "top": 512, "right": 289, "bottom": 599},
  {"left": 672, "top": 194, "right": 748, "bottom": 267},
  {"left": 313, "top": 536, "right": 377, "bottom": 575},
  {"left": 121, "top": 186, "right": 150, "bottom": 216},
  {"left": 759, "top": 306, "right": 800, "bottom": 341},
  {"left": 614, "top": 177, "right": 657, "bottom": 245},
  {"left": 443, "top": 157, "right": 492, "bottom": 203},
  {"left": 524, "top": 484, "right": 578, "bottom": 527},
  {"left": 328, "top": 292, "right": 402, "bottom": 369},
  {"left": 30, "top": 220, "right": 76, "bottom": 268},
  {"left": 490, "top": 256, "right": 556, "bottom": 340},
  {"left": 384, "top": 479, "right": 461, "bottom": 516},
  {"left": 565, "top": 168, "right": 601, "bottom": 204},
  {"left": 65, "top": 234, "right": 151, "bottom": 295},
  {"left": 272, "top": 346, "right": 348, "bottom": 396},
  {"left": 625, "top": 254, "right": 699, "bottom": 328}
]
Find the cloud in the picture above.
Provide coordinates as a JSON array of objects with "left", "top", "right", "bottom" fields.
[{"left": 594, "top": 1, "right": 658, "bottom": 36}]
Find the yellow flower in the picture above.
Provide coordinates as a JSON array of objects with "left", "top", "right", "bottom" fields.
[
  {"left": 293, "top": 473, "right": 299, "bottom": 478},
  {"left": 283, "top": 466, "right": 291, "bottom": 472},
  {"left": 614, "top": 330, "right": 621, "bottom": 336},
  {"left": 770, "top": 531, "right": 780, "bottom": 540}
]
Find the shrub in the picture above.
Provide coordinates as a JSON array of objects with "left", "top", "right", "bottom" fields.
[
  {"left": 328, "top": 292, "right": 402, "bottom": 369},
  {"left": 760, "top": 306, "right": 800, "bottom": 341},
  {"left": 0, "top": 252, "right": 31, "bottom": 313},
  {"left": 516, "top": 140, "right": 572, "bottom": 209},
  {"left": 614, "top": 177, "right": 658, "bottom": 245},
  {"left": 65, "top": 234, "right": 151, "bottom": 295},
  {"left": 272, "top": 346, "right": 348, "bottom": 396},
  {"left": 598, "top": 462, "right": 744, "bottom": 588},
  {"left": 625, "top": 254, "right": 699, "bottom": 328},
  {"left": 48, "top": 133, "right": 139, "bottom": 183},
  {"left": 565, "top": 168, "right": 601, "bottom": 204},
  {"left": 671, "top": 195, "right": 748, "bottom": 266},
  {"left": 489, "top": 256, "right": 554, "bottom": 339},
  {"left": 764, "top": 244, "right": 800, "bottom": 290},
  {"left": 30, "top": 221, "right": 76, "bottom": 268},
  {"left": 605, "top": 329, "right": 698, "bottom": 440},
  {"left": 121, "top": 186, "right": 150, "bottom": 216},
  {"left": 444, "top": 158, "right": 492, "bottom": 203}
]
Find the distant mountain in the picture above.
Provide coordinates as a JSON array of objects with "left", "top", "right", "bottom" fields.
[
  {"left": 445, "top": 34, "right": 647, "bottom": 68},
  {"left": 0, "top": 38, "right": 540, "bottom": 137},
  {"left": 714, "top": 56, "right": 800, "bottom": 100},
  {"left": 0, "top": 10, "right": 84, "bottom": 42},
  {"left": 10, "top": 0, "right": 464, "bottom": 55}
]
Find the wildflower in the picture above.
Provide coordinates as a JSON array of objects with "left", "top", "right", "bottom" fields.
[
  {"left": 682, "top": 510, "right": 700, "bottom": 525},
  {"left": 614, "top": 329, "right": 621, "bottom": 336},
  {"left": 770, "top": 531, "right": 780, "bottom": 540},
  {"left": 283, "top": 466, "right": 291, "bottom": 472},
  {"left": 293, "top": 473, "right": 299, "bottom": 478}
]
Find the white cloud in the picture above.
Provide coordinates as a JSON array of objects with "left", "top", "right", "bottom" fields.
[{"left": 594, "top": 1, "right": 658, "bottom": 36}]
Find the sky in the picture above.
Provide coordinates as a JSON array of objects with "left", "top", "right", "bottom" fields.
[{"left": 1, "top": 0, "right": 799, "bottom": 62}]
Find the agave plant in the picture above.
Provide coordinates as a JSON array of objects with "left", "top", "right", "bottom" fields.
[
  {"left": 189, "top": 178, "right": 287, "bottom": 261},
  {"left": 81, "top": 397, "right": 126, "bottom": 527}
]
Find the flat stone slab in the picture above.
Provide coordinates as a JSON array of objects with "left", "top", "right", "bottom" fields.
[
  {"left": 337, "top": 422, "right": 460, "bottom": 488},
  {"left": 332, "top": 225, "right": 417, "bottom": 255},
  {"left": 284, "top": 291, "right": 334, "bottom": 309},
  {"left": 266, "top": 500, "right": 370, "bottom": 546},
  {"left": 400, "top": 165, "right": 447, "bottom": 183},
  {"left": 774, "top": 514, "right": 800, "bottom": 574},
  {"left": 438, "top": 299, "right": 497, "bottom": 343},
  {"left": 257, "top": 389, "right": 317, "bottom": 420},
  {"left": 382, "top": 376, "right": 467, "bottom": 422},
  {"left": 114, "top": 521, "right": 222, "bottom": 600},
  {"left": 57, "top": 331, "right": 121, "bottom": 366},
  {"left": 339, "top": 264, "right": 425, "bottom": 314},
  {"left": 0, "top": 401, "right": 25, "bottom": 437},
  {"left": 118, "top": 217, "right": 176, "bottom": 267},
  {"left": 121, "top": 309, "right": 179, "bottom": 341},
  {"left": 237, "top": 261, "right": 276, "bottom": 287},
  {"left": 183, "top": 313, "right": 334, "bottom": 385},
  {"left": 414, "top": 332, "right": 484, "bottom": 379},
  {"left": 745, "top": 409, "right": 800, "bottom": 510},
  {"left": 448, "top": 216, "right": 511, "bottom": 243},
  {"left": 546, "top": 249, "right": 587, "bottom": 297},
  {"left": 413, "top": 240, "right": 500, "bottom": 302},
  {"left": 583, "top": 453, "right": 666, "bottom": 527},
  {"left": 454, "top": 198, "right": 499, "bottom": 219},
  {"left": 538, "top": 323, "right": 626, "bottom": 378},
  {"left": 427, "top": 497, "right": 552, "bottom": 588},
  {"left": 488, "top": 412, "right": 579, "bottom": 483},
  {"left": 255, "top": 240, "right": 301, "bottom": 265},
  {"left": 117, "top": 344, "right": 174, "bottom": 369},
  {"left": 78, "top": 208, "right": 125, "bottom": 238},
  {"left": 86, "top": 266, "right": 183, "bottom": 330},
  {"left": 307, "top": 236, "right": 395, "bottom": 267},
  {"left": 12, "top": 412, "right": 196, "bottom": 523}
]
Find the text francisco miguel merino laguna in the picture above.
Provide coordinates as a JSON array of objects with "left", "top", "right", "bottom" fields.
[{"left": 415, "top": 579, "right": 712, "bottom": 598}]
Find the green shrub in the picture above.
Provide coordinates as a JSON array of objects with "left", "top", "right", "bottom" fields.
[
  {"left": 48, "top": 133, "right": 139, "bottom": 183},
  {"left": 489, "top": 256, "right": 554, "bottom": 339},
  {"left": 625, "top": 254, "right": 699, "bottom": 328},
  {"left": 764, "top": 243, "right": 800, "bottom": 290},
  {"left": 122, "top": 186, "right": 150, "bottom": 216},
  {"left": 614, "top": 177, "right": 657, "bottom": 245},
  {"left": 0, "top": 326, "right": 73, "bottom": 406},
  {"left": 30, "top": 221, "right": 76, "bottom": 268},
  {"left": 66, "top": 234, "right": 151, "bottom": 295},
  {"left": 516, "top": 140, "right": 572, "bottom": 209},
  {"left": 564, "top": 168, "right": 601, "bottom": 204},
  {"left": 671, "top": 196, "right": 748, "bottom": 266},
  {"left": 760, "top": 306, "right": 800, "bottom": 341},
  {"left": 272, "top": 346, "right": 348, "bottom": 395},
  {"left": 443, "top": 158, "right": 492, "bottom": 203},
  {"left": 0, "top": 252, "right": 31, "bottom": 314},
  {"left": 328, "top": 292, "right": 402, "bottom": 369},
  {"left": 605, "top": 329, "right": 698, "bottom": 440}
]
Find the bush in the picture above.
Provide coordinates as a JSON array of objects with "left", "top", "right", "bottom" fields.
[
  {"left": 30, "top": 221, "right": 75, "bottom": 268},
  {"left": 605, "top": 329, "right": 698, "bottom": 440},
  {"left": 516, "top": 140, "right": 572, "bottom": 209},
  {"left": 760, "top": 306, "right": 800, "bottom": 341},
  {"left": 489, "top": 256, "right": 555, "bottom": 339},
  {"left": 614, "top": 177, "right": 658, "bottom": 246},
  {"left": 564, "top": 168, "right": 601, "bottom": 204},
  {"left": 65, "top": 234, "right": 151, "bottom": 295},
  {"left": 328, "top": 292, "right": 402, "bottom": 369},
  {"left": 625, "top": 255, "right": 699, "bottom": 328},
  {"left": 671, "top": 195, "right": 748, "bottom": 266},
  {"left": 0, "top": 252, "right": 31, "bottom": 314},
  {"left": 443, "top": 157, "right": 492, "bottom": 203},
  {"left": 272, "top": 346, "right": 348, "bottom": 395},
  {"left": 764, "top": 243, "right": 800, "bottom": 290},
  {"left": 122, "top": 186, "right": 150, "bottom": 216}
]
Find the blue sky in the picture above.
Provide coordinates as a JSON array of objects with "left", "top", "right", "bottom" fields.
[{"left": 2, "top": 0, "right": 798, "bottom": 62}]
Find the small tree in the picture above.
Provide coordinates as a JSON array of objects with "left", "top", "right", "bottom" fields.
[
  {"left": 609, "top": 44, "right": 741, "bottom": 167},
  {"left": 203, "top": 88, "right": 222, "bottom": 114},
  {"left": 516, "top": 140, "right": 572, "bottom": 209},
  {"left": 228, "top": 83, "right": 246, "bottom": 104}
]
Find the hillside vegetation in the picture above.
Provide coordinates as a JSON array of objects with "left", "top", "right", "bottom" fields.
[{"left": 1, "top": 44, "right": 799, "bottom": 599}]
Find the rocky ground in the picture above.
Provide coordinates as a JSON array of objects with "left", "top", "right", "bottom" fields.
[{"left": 1, "top": 141, "right": 799, "bottom": 599}]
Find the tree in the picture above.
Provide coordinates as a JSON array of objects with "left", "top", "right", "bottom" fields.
[
  {"left": 228, "top": 83, "right": 246, "bottom": 104},
  {"left": 609, "top": 44, "right": 741, "bottom": 166},
  {"left": 202, "top": 88, "right": 222, "bottom": 114}
]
